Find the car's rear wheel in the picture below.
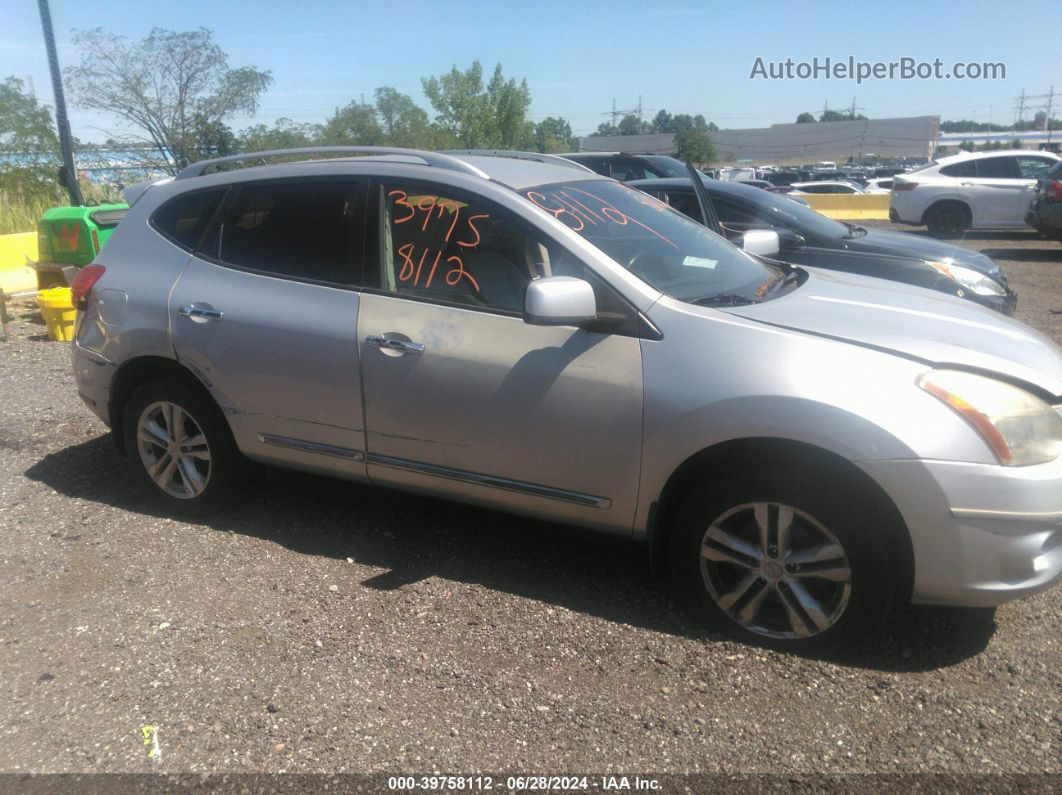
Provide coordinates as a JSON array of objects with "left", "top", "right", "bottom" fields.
[
  {"left": 669, "top": 463, "right": 901, "bottom": 649},
  {"left": 925, "top": 202, "right": 970, "bottom": 238},
  {"left": 122, "top": 378, "right": 245, "bottom": 515}
]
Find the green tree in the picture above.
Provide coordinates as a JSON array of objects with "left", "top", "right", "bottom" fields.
[
  {"left": 421, "top": 61, "right": 531, "bottom": 148},
  {"left": 674, "top": 127, "right": 715, "bottom": 164},
  {"left": 592, "top": 121, "right": 620, "bottom": 136},
  {"left": 651, "top": 109, "right": 673, "bottom": 133},
  {"left": 487, "top": 64, "right": 531, "bottom": 148},
  {"left": 796, "top": 112, "right": 816, "bottom": 123},
  {"left": 374, "top": 87, "right": 429, "bottom": 148},
  {"left": 820, "top": 109, "right": 868, "bottom": 122},
  {"left": 319, "top": 101, "right": 385, "bottom": 145},
  {"left": 238, "top": 118, "right": 318, "bottom": 151},
  {"left": 0, "top": 76, "right": 62, "bottom": 207},
  {"left": 533, "top": 116, "right": 573, "bottom": 152},
  {"left": 65, "top": 27, "right": 272, "bottom": 174},
  {"left": 617, "top": 114, "right": 650, "bottom": 135}
]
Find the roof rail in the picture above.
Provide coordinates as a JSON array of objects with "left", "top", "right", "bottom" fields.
[
  {"left": 175, "top": 146, "right": 491, "bottom": 180},
  {"left": 442, "top": 149, "right": 596, "bottom": 173}
]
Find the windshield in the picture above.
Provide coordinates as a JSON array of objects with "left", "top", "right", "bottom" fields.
[
  {"left": 523, "top": 180, "right": 790, "bottom": 304},
  {"left": 727, "top": 180, "right": 851, "bottom": 239}
]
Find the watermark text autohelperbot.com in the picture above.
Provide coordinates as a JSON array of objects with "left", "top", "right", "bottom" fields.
[{"left": 750, "top": 56, "right": 1005, "bottom": 83}]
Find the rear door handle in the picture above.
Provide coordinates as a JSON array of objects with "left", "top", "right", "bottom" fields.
[
  {"left": 365, "top": 335, "right": 425, "bottom": 354},
  {"left": 178, "top": 304, "right": 223, "bottom": 321}
]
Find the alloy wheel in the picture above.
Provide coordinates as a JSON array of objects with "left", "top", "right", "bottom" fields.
[
  {"left": 136, "top": 401, "right": 212, "bottom": 499},
  {"left": 699, "top": 502, "right": 852, "bottom": 639}
]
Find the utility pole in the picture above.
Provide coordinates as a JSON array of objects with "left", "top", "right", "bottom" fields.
[
  {"left": 611, "top": 98, "right": 617, "bottom": 127},
  {"left": 637, "top": 95, "right": 643, "bottom": 124},
  {"left": 1014, "top": 87, "right": 1027, "bottom": 131},
  {"left": 1044, "top": 85, "right": 1056, "bottom": 144},
  {"left": 37, "top": 0, "right": 82, "bottom": 206}
]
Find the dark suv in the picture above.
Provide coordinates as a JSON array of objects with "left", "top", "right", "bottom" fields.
[
  {"left": 560, "top": 152, "right": 690, "bottom": 181},
  {"left": 1025, "top": 159, "right": 1062, "bottom": 243}
]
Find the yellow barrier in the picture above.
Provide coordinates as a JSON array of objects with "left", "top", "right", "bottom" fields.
[
  {"left": 801, "top": 193, "right": 891, "bottom": 220},
  {"left": 0, "top": 231, "right": 39, "bottom": 294}
]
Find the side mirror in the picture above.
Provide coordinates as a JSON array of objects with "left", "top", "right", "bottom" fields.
[
  {"left": 741, "top": 229, "right": 780, "bottom": 258},
  {"left": 524, "top": 276, "right": 597, "bottom": 326},
  {"left": 777, "top": 229, "right": 807, "bottom": 251}
]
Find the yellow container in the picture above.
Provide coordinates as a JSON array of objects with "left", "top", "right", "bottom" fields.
[{"left": 37, "top": 287, "right": 77, "bottom": 341}]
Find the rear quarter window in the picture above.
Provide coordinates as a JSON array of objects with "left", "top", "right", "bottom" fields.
[
  {"left": 939, "top": 160, "right": 977, "bottom": 178},
  {"left": 151, "top": 189, "right": 226, "bottom": 251}
]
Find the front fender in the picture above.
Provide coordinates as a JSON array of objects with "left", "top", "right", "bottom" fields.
[{"left": 634, "top": 302, "right": 995, "bottom": 535}]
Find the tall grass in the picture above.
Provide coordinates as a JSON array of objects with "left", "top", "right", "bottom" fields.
[{"left": 0, "top": 179, "right": 123, "bottom": 235}]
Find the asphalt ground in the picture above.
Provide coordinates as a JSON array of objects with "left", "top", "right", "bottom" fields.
[{"left": 0, "top": 225, "right": 1059, "bottom": 785}]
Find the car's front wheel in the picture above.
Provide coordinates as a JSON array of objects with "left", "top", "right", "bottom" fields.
[
  {"left": 122, "top": 378, "right": 245, "bottom": 515},
  {"left": 670, "top": 463, "right": 901, "bottom": 648}
]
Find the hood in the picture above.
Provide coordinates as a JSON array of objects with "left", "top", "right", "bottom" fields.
[
  {"left": 724, "top": 268, "right": 1062, "bottom": 397},
  {"left": 844, "top": 227, "right": 1001, "bottom": 277}
]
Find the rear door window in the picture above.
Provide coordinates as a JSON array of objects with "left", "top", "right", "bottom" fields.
[
  {"left": 975, "top": 157, "right": 1020, "bottom": 179},
  {"left": 199, "top": 179, "right": 365, "bottom": 286}
]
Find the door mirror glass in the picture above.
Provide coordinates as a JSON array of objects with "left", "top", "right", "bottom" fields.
[
  {"left": 741, "top": 229, "right": 781, "bottom": 258},
  {"left": 524, "top": 277, "right": 597, "bottom": 326},
  {"left": 777, "top": 229, "right": 806, "bottom": 251}
]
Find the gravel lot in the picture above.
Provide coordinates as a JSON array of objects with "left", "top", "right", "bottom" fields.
[{"left": 0, "top": 226, "right": 1059, "bottom": 781}]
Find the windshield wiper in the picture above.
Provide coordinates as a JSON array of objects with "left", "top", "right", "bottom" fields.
[
  {"left": 767, "top": 270, "right": 802, "bottom": 292},
  {"left": 843, "top": 222, "right": 868, "bottom": 238},
  {"left": 691, "top": 293, "right": 757, "bottom": 307}
]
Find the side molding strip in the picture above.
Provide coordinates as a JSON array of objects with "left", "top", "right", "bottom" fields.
[
  {"left": 366, "top": 453, "right": 611, "bottom": 509},
  {"left": 951, "top": 507, "right": 1062, "bottom": 522},
  {"left": 258, "top": 433, "right": 364, "bottom": 461}
]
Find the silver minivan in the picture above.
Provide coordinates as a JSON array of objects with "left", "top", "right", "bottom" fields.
[{"left": 70, "top": 147, "right": 1062, "bottom": 649}]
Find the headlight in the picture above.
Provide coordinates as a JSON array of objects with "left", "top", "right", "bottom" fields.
[
  {"left": 926, "top": 260, "right": 1006, "bottom": 297},
  {"left": 918, "top": 369, "right": 1062, "bottom": 466}
]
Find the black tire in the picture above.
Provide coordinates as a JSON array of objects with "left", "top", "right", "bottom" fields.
[
  {"left": 122, "top": 377, "right": 246, "bottom": 516},
  {"left": 925, "top": 202, "right": 970, "bottom": 238},
  {"left": 669, "top": 461, "right": 903, "bottom": 650}
]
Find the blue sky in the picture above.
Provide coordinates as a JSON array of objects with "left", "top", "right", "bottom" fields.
[{"left": 2, "top": 0, "right": 1060, "bottom": 141}]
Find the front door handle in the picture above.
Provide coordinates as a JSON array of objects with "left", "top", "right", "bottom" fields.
[
  {"left": 366, "top": 335, "right": 425, "bottom": 354},
  {"left": 178, "top": 304, "right": 223, "bottom": 321}
]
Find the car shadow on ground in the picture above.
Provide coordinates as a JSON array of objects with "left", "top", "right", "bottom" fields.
[
  {"left": 25, "top": 435, "right": 999, "bottom": 673},
  {"left": 979, "top": 246, "right": 1062, "bottom": 263}
]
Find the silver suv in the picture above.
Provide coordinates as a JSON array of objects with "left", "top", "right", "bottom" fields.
[{"left": 70, "top": 147, "right": 1062, "bottom": 649}]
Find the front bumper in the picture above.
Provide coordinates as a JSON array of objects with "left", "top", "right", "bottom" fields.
[
  {"left": 968, "top": 288, "right": 1017, "bottom": 316},
  {"left": 859, "top": 456, "right": 1062, "bottom": 607}
]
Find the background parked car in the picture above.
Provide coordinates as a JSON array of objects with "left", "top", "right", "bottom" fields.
[
  {"left": 890, "top": 149, "right": 1060, "bottom": 237},
  {"left": 863, "top": 178, "right": 894, "bottom": 193},
  {"left": 628, "top": 175, "right": 1016, "bottom": 314},
  {"left": 1025, "top": 159, "right": 1062, "bottom": 243},
  {"left": 790, "top": 181, "right": 866, "bottom": 195},
  {"left": 559, "top": 151, "right": 689, "bottom": 180}
]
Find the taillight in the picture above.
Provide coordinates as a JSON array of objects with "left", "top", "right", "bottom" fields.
[
  {"left": 70, "top": 264, "right": 106, "bottom": 311},
  {"left": 892, "top": 181, "right": 918, "bottom": 191},
  {"left": 1046, "top": 180, "right": 1062, "bottom": 201}
]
